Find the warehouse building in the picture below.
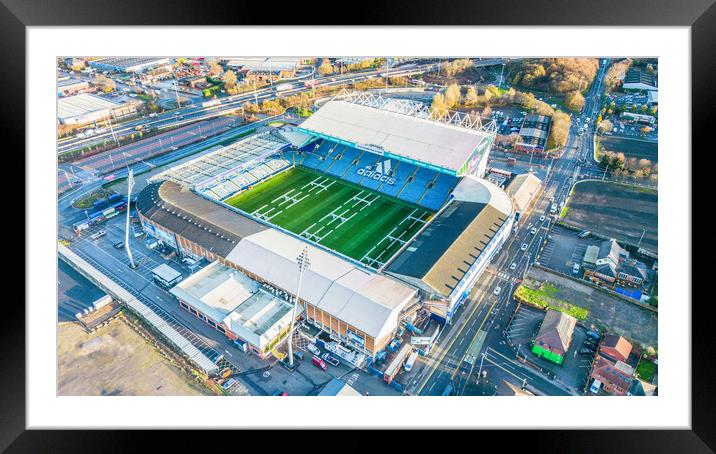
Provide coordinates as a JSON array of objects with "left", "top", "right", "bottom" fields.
[
  {"left": 57, "top": 93, "right": 138, "bottom": 126},
  {"left": 223, "top": 57, "right": 300, "bottom": 80},
  {"left": 622, "top": 68, "right": 658, "bottom": 91},
  {"left": 170, "top": 261, "right": 294, "bottom": 358},
  {"left": 57, "top": 77, "right": 91, "bottom": 97},
  {"left": 89, "top": 57, "right": 172, "bottom": 73}
]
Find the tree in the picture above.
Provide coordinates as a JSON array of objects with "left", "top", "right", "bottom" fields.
[
  {"left": 95, "top": 75, "right": 115, "bottom": 93},
  {"left": 224, "top": 70, "right": 238, "bottom": 89},
  {"left": 430, "top": 93, "right": 449, "bottom": 116},
  {"left": 597, "top": 119, "right": 613, "bottom": 134},
  {"left": 481, "top": 105, "right": 492, "bottom": 118},
  {"left": 564, "top": 90, "right": 586, "bottom": 112},
  {"left": 318, "top": 58, "right": 334, "bottom": 76},
  {"left": 464, "top": 86, "right": 479, "bottom": 107},
  {"left": 641, "top": 126, "right": 653, "bottom": 134},
  {"left": 444, "top": 83, "right": 461, "bottom": 108},
  {"left": 207, "top": 60, "right": 223, "bottom": 76}
]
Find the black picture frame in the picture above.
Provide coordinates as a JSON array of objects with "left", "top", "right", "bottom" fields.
[{"left": 7, "top": 0, "right": 707, "bottom": 450}]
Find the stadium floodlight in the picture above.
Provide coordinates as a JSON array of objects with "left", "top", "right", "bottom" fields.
[
  {"left": 287, "top": 247, "right": 310, "bottom": 367},
  {"left": 125, "top": 169, "right": 137, "bottom": 269}
]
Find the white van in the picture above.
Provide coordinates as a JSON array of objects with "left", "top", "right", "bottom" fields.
[
  {"left": 589, "top": 379, "right": 602, "bottom": 394},
  {"left": 573, "top": 263, "right": 581, "bottom": 274}
]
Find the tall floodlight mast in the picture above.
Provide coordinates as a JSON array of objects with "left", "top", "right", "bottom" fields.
[
  {"left": 125, "top": 169, "right": 137, "bottom": 269},
  {"left": 288, "top": 247, "right": 311, "bottom": 367}
]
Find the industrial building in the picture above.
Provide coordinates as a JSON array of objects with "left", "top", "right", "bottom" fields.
[
  {"left": 515, "top": 114, "right": 552, "bottom": 153},
  {"left": 622, "top": 68, "right": 658, "bottom": 91},
  {"left": 88, "top": 57, "right": 172, "bottom": 73},
  {"left": 223, "top": 57, "right": 300, "bottom": 80},
  {"left": 170, "top": 261, "right": 295, "bottom": 358},
  {"left": 57, "top": 93, "right": 138, "bottom": 126},
  {"left": 57, "top": 77, "right": 91, "bottom": 97}
]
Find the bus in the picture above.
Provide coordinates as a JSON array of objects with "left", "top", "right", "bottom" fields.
[{"left": 274, "top": 83, "right": 293, "bottom": 92}]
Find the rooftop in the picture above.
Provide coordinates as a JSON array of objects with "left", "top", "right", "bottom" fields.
[
  {"left": 299, "top": 93, "right": 496, "bottom": 174},
  {"left": 387, "top": 177, "right": 512, "bottom": 298},
  {"left": 170, "top": 261, "right": 293, "bottom": 347},
  {"left": 57, "top": 93, "right": 118, "bottom": 119},
  {"left": 91, "top": 57, "right": 171, "bottom": 70},
  {"left": 317, "top": 378, "right": 362, "bottom": 396},
  {"left": 505, "top": 173, "right": 542, "bottom": 213},
  {"left": 535, "top": 309, "right": 577, "bottom": 355},
  {"left": 623, "top": 68, "right": 657, "bottom": 88},
  {"left": 151, "top": 263, "right": 182, "bottom": 283}
]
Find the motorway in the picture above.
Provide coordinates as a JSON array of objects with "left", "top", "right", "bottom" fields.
[{"left": 411, "top": 59, "right": 611, "bottom": 396}]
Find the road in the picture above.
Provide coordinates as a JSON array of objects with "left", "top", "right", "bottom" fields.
[
  {"left": 411, "top": 59, "right": 611, "bottom": 396},
  {"left": 57, "top": 61, "right": 440, "bottom": 155}
]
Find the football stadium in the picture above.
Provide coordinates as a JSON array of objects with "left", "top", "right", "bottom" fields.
[{"left": 137, "top": 91, "right": 514, "bottom": 363}]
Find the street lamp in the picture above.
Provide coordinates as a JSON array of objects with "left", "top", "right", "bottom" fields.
[{"left": 287, "top": 247, "right": 310, "bottom": 367}]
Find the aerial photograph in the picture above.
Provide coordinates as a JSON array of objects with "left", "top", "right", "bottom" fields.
[{"left": 57, "top": 56, "right": 658, "bottom": 397}]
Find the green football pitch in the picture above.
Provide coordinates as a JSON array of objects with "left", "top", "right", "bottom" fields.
[{"left": 224, "top": 166, "right": 434, "bottom": 268}]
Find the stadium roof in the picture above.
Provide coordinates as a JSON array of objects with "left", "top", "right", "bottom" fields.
[
  {"left": 505, "top": 173, "right": 542, "bottom": 213},
  {"left": 386, "top": 177, "right": 512, "bottom": 299},
  {"left": 225, "top": 228, "right": 417, "bottom": 340},
  {"left": 151, "top": 131, "right": 290, "bottom": 189},
  {"left": 298, "top": 93, "right": 496, "bottom": 174},
  {"left": 57, "top": 93, "right": 118, "bottom": 119},
  {"left": 136, "top": 181, "right": 269, "bottom": 257}
]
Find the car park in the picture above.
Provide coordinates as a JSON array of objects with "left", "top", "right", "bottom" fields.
[
  {"left": 306, "top": 343, "right": 321, "bottom": 356},
  {"left": 521, "top": 243, "right": 528, "bottom": 251},
  {"left": 321, "top": 353, "right": 340, "bottom": 367},
  {"left": 493, "top": 287, "right": 502, "bottom": 296}
]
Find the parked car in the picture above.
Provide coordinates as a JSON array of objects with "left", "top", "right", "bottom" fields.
[
  {"left": 321, "top": 353, "right": 339, "bottom": 367},
  {"left": 311, "top": 355, "right": 328, "bottom": 371},
  {"left": 578, "top": 348, "right": 594, "bottom": 356},
  {"left": 586, "top": 330, "right": 601, "bottom": 341},
  {"left": 493, "top": 287, "right": 502, "bottom": 296},
  {"left": 293, "top": 351, "right": 304, "bottom": 361},
  {"left": 583, "top": 342, "right": 597, "bottom": 351},
  {"left": 306, "top": 344, "right": 321, "bottom": 356},
  {"left": 589, "top": 379, "right": 602, "bottom": 394},
  {"left": 113, "top": 241, "right": 125, "bottom": 249}
]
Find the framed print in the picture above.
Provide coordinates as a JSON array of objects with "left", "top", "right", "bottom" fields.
[{"left": 8, "top": 0, "right": 710, "bottom": 450}]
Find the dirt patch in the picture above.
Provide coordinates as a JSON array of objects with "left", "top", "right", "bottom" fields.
[
  {"left": 58, "top": 319, "right": 212, "bottom": 396},
  {"left": 563, "top": 180, "right": 657, "bottom": 252},
  {"left": 599, "top": 137, "right": 658, "bottom": 163}
]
